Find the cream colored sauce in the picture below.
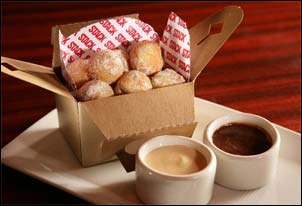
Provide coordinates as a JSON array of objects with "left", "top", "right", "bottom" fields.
[{"left": 145, "top": 145, "right": 207, "bottom": 175}]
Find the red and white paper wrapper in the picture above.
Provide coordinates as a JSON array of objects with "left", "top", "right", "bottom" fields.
[
  {"left": 59, "top": 12, "right": 190, "bottom": 80},
  {"left": 160, "top": 12, "right": 190, "bottom": 81}
]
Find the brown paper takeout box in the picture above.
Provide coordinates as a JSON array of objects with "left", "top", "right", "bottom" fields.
[{"left": 1, "top": 6, "right": 243, "bottom": 171}]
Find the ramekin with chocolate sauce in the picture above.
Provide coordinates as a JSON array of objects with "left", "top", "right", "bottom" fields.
[{"left": 203, "top": 113, "right": 281, "bottom": 190}]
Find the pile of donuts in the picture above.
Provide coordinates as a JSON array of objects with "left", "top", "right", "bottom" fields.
[{"left": 62, "top": 40, "right": 186, "bottom": 101}]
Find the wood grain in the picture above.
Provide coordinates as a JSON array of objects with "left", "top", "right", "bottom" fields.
[{"left": 1, "top": 1, "right": 300, "bottom": 204}]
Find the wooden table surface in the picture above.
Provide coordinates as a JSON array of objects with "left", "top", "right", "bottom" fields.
[{"left": 1, "top": 1, "right": 301, "bottom": 204}]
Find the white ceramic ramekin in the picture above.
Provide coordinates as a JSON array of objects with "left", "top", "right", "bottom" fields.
[
  {"left": 203, "top": 113, "right": 281, "bottom": 190},
  {"left": 135, "top": 135, "right": 217, "bottom": 205}
]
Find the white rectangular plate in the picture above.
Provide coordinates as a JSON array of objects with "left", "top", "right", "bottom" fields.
[{"left": 2, "top": 98, "right": 301, "bottom": 204}]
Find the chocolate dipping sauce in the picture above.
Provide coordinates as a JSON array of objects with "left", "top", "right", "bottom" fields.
[{"left": 213, "top": 123, "right": 272, "bottom": 156}]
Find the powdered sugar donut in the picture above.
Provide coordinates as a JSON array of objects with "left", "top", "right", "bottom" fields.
[
  {"left": 62, "top": 58, "right": 90, "bottom": 89},
  {"left": 89, "top": 49, "right": 129, "bottom": 84},
  {"left": 114, "top": 79, "right": 124, "bottom": 95},
  {"left": 118, "top": 70, "right": 152, "bottom": 94},
  {"left": 77, "top": 80, "right": 114, "bottom": 101},
  {"left": 151, "top": 68, "right": 185, "bottom": 88},
  {"left": 129, "top": 40, "right": 164, "bottom": 75}
]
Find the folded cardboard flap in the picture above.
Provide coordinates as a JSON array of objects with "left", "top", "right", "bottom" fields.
[
  {"left": 1, "top": 56, "right": 54, "bottom": 74},
  {"left": 75, "top": 90, "right": 197, "bottom": 167},
  {"left": 81, "top": 82, "right": 195, "bottom": 141},
  {"left": 1, "top": 57, "right": 73, "bottom": 99},
  {"left": 190, "top": 6, "right": 244, "bottom": 81}
]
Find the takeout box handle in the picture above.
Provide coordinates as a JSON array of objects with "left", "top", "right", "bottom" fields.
[
  {"left": 189, "top": 6, "right": 244, "bottom": 81},
  {"left": 1, "top": 56, "right": 55, "bottom": 74},
  {"left": 1, "top": 56, "right": 73, "bottom": 99}
]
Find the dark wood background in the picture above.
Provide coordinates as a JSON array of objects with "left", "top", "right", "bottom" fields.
[{"left": 1, "top": 1, "right": 301, "bottom": 204}]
